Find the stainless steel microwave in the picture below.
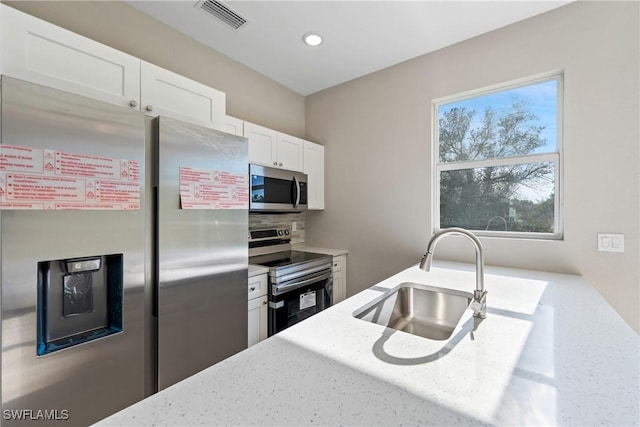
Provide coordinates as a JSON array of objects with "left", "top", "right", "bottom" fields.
[{"left": 249, "top": 164, "right": 308, "bottom": 212}]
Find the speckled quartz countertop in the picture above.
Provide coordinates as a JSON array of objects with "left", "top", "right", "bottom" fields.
[
  {"left": 96, "top": 261, "right": 639, "bottom": 426},
  {"left": 292, "top": 244, "right": 348, "bottom": 257},
  {"left": 248, "top": 264, "right": 269, "bottom": 277}
]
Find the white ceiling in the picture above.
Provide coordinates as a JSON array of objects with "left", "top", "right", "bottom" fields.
[{"left": 127, "top": 0, "right": 572, "bottom": 96}]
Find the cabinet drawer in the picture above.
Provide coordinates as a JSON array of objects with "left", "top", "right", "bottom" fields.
[
  {"left": 248, "top": 274, "right": 268, "bottom": 300},
  {"left": 332, "top": 255, "right": 345, "bottom": 272}
]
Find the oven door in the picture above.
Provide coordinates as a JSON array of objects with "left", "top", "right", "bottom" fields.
[
  {"left": 268, "top": 270, "right": 332, "bottom": 336},
  {"left": 250, "top": 164, "right": 308, "bottom": 212}
]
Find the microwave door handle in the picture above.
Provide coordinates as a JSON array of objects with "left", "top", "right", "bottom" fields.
[{"left": 293, "top": 175, "right": 300, "bottom": 208}]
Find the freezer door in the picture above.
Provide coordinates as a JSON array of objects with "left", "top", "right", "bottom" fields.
[
  {"left": 156, "top": 117, "right": 248, "bottom": 391},
  {"left": 0, "top": 77, "right": 146, "bottom": 425}
]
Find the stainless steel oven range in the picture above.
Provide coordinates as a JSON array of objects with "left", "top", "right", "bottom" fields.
[{"left": 249, "top": 228, "right": 333, "bottom": 336}]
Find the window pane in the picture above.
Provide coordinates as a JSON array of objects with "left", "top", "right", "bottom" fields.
[
  {"left": 438, "top": 79, "right": 558, "bottom": 163},
  {"left": 440, "top": 162, "right": 555, "bottom": 233}
]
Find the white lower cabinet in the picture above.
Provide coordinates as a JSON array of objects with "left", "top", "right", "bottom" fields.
[
  {"left": 248, "top": 273, "right": 268, "bottom": 347},
  {"left": 332, "top": 255, "right": 347, "bottom": 304}
]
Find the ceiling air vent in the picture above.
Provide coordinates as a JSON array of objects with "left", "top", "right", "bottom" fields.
[{"left": 196, "top": 0, "right": 248, "bottom": 30}]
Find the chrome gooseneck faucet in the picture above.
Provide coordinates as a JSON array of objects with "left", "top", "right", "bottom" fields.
[{"left": 419, "top": 227, "right": 487, "bottom": 318}]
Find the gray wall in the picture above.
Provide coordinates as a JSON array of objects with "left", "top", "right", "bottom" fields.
[
  {"left": 3, "top": 0, "right": 306, "bottom": 138},
  {"left": 305, "top": 1, "right": 640, "bottom": 333}
]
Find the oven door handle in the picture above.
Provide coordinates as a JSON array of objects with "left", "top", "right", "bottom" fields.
[
  {"left": 292, "top": 175, "right": 300, "bottom": 209},
  {"left": 273, "top": 270, "right": 332, "bottom": 296}
]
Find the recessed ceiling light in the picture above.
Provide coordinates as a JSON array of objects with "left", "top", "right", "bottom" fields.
[{"left": 303, "top": 32, "right": 323, "bottom": 47}]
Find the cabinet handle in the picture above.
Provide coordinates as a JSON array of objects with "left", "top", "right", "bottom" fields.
[
  {"left": 145, "top": 105, "right": 154, "bottom": 112},
  {"left": 250, "top": 286, "right": 256, "bottom": 291},
  {"left": 273, "top": 161, "right": 278, "bottom": 166},
  {"left": 263, "top": 300, "right": 267, "bottom": 305},
  {"left": 129, "top": 100, "right": 138, "bottom": 107},
  {"left": 279, "top": 162, "right": 283, "bottom": 167}
]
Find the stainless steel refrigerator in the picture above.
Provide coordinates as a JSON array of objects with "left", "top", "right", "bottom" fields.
[
  {"left": 152, "top": 116, "right": 248, "bottom": 391},
  {"left": 0, "top": 76, "right": 146, "bottom": 426},
  {"left": 0, "top": 76, "right": 248, "bottom": 425}
]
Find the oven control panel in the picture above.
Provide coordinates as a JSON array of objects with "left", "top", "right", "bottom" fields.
[{"left": 249, "top": 227, "right": 291, "bottom": 243}]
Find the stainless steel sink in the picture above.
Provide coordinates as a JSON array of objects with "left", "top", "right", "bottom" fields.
[{"left": 353, "top": 282, "right": 473, "bottom": 340}]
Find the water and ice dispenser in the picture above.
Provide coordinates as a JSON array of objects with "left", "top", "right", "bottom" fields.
[{"left": 37, "top": 254, "right": 124, "bottom": 355}]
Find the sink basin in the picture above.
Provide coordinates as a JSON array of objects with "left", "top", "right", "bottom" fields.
[{"left": 353, "top": 282, "right": 473, "bottom": 340}]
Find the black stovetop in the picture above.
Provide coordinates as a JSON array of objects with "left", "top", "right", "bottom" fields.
[{"left": 249, "top": 250, "right": 330, "bottom": 269}]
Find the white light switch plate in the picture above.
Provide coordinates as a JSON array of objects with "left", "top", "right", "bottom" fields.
[{"left": 598, "top": 233, "right": 624, "bottom": 252}]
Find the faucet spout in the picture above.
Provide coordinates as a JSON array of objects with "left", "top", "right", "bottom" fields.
[
  {"left": 419, "top": 227, "right": 487, "bottom": 318},
  {"left": 419, "top": 251, "right": 433, "bottom": 271}
]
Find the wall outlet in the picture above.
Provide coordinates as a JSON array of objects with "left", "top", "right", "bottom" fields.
[
  {"left": 597, "top": 233, "right": 624, "bottom": 252},
  {"left": 291, "top": 221, "right": 297, "bottom": 232}
]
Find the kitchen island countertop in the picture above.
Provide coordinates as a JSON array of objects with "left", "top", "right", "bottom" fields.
[{"left": 96, "top": 261, "right": 639, "bottom": 426}]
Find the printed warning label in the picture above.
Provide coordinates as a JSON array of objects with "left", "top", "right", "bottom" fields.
[
  {"left": 179, "top": 166, "right": 249, "bottom": 210},
  {"left": 7, "top": 174, "right": 85, "bottom": 201},
  {"left": 0, "top": 145, "right": 45, "bottom": 173},
  {"left": 0, "top": 145, "right": 140, "bottom": 210}
]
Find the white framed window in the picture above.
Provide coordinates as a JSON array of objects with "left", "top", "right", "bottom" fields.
[{"left": 433, "top": 72, "right": 563, "bottom": 239}]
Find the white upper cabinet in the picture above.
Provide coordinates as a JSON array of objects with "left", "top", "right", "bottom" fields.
[
  {"left": 244, "top": 121, "right": 278, "bottom": 167},
  {"left": 303, "top": 141, "right": 325, "bottom": 210},
  {"left": 140, "top": 61, "right": 225, "bottom": 130},
  {"left": 0, "top": 5, "right": 227, "bottom": 127},
  {"left": 0, "top": 4, "right": 140, "bottom": 109},
  {"left": 276, "top": 133, "right": 304, "bottom": 172},
  {"left": 244, "top": 121, "right": 303, "bottom": 172},
  {"left": 223, "top": 115, "right": 244, "bottom": 137}
]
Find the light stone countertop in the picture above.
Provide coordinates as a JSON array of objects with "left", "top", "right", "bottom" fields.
[
  {"left": 96, "top": 261, "right": 640, "bottom": 426},
  {"left": 248, "top": 264, "right": 269, "bottom": 277},
  {"left": 292, "top": 244, "right": 349, "bottom": 257}
]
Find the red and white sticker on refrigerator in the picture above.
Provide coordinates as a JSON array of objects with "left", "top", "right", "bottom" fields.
[
  {"left": 179, "top": 166, "right": 249, "bottom": 210},
  {"left": 0, "top": 144, "right": 141, "bottom": 210}
]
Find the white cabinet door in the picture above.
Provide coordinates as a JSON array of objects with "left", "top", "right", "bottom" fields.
[
  {"left": 248, "top": 295, "right": 268, "bottom": 347},
  {"left": 244, "top": 121, "right": 278, "bottom": 167},
  {"left": 303, "top": 141, "right": 325, "bottom": 210},
  {"left": 248, "top": 273, "right": 268, "bottom": 300},
  {"left": 333, "top": 270, "right": 345, "bottom": 304},
  {"left": 140, "top": 61, "right": 225, "bottom": 129},
  {"left": 244, "top": 121, "right": 304, "bottom": 172},
  {"left": 248, "top": 273, "right": 268, "bottom": 347},
  {"left": 223, "top": 115, "right": 244, "bottom": 136},
  {"left": 0, "top": 4, "right": 140, "bottom": 109},
  {"left": 332, "top": 255, "right": 347, "bottom": 304},
  {"left": 276, "top": 134, "right": 304, "bottom": 172}
]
